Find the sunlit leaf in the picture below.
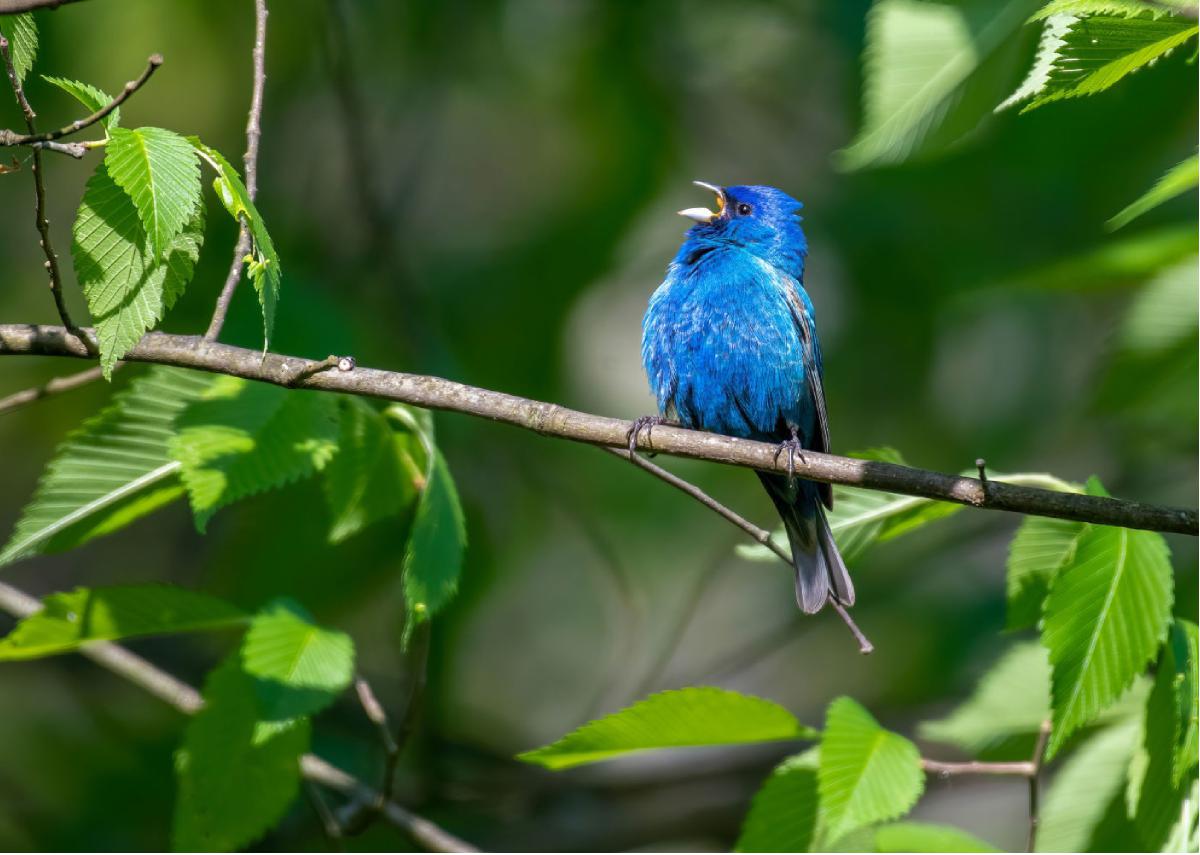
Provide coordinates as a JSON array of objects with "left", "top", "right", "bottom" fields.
[
  {"left": 518, "top": 687, "right": 815, "bottom": 771},
  {"left": 72, "top": 161, "right": 205, "bottom": 377},
  {"left": 873, "top": 821, "right": 999, "bottom": 852},
  {"left": 240, "top": 599, "right": 355, "bottom": 720},
  {"left": 818, "top": 697, "right": 923, "bottom": 843},
  {"left": 1006, "top": 516, "right": 1087, "bottom": 631},
  {"left": 191, "top": 140, "right": 281, "bottom": 351},
  {"left": 837, "top": 0, "right": 1038, "bottom": 170},
  {"left": 1109, "top": 154, "right": 1198, "bottom": 230},
  {"left": 0, "top": 367, "right": 211, "bottom": 566},
  {"left": 735, "top": 751, "right": 820, "bottom": 853},
  {"left": 0, "top": 14, "right": 37, "bottom": 84},
  {"left": 105, "top": 127, "right": 202, "bottom": 259},
  {"left": 42, "top": 75, "right": 119, "bottom": 130},
  {"left": 1042, "top": 515, "right": 1174, "bottom": 757},
  {"left": 999, "top": 14, "right": 1198, "bottom": 113},
  {"left": 169, "top": 377, "right": 340, "bottom": 531},
  {"left": 0, "top": 584, "right": 246, "bottom": 660}
]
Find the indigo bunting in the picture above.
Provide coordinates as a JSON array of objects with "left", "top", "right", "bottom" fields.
[{"left": 638, "top": 181, "right": 853, "bottom": 614}]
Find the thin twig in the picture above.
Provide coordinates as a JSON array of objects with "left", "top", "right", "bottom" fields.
[
  {"left": 0, "top": 364, "right": 105, "bottom": 415},
  {"left": 0, "top": 54, "right": 162, "bottom": 146},
  {"left": 204, "top": 0, "right": 268, "bottom": 341},
  {"left": 921, "top": 758, "right": 1035, "bottom": 777},
  {"left": 604, "top": 446, "right": 874, "bottom": 653},
  {"left": 2, "top": 324, "right": 1197, "bottom": 536},
  {"left": 0, "top": 580, "right": 477, "bottom": 853},
  {"left": 0, "top": 35, "right": 87, "bottom": 347},
  {"left": 342, "top": 620, "right": 431, "bottom": 835},
  {"left": 1028, "top": 719, "right": 1053, "bottom": 851},
  {"left": 304, "top": 780, "right": 345, "bottom": 850}
]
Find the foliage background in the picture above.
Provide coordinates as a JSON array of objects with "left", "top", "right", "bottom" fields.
[{"left": 0, "top": 0, "right": 1195, "bottom": 850}]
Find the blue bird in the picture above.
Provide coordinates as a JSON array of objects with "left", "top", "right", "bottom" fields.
[{"left": 638, "top": 181, "right": 853, "bottom": 614}]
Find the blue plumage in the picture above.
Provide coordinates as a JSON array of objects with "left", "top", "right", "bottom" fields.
[{"left": 640, "top": 182, "right": 854, "bottom": 613}]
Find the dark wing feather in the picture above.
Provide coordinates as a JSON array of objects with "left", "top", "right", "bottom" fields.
[{"left": 783, "top": 279, "right": 833, "bottom": 510}]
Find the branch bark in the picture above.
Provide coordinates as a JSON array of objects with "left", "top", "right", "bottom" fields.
[
  {"left": 0, "top": 579, "right": 477, "bottom": 853},
  {"left": 1, "top": 323, "right": 1196, "bottom": 536},
  {"left": 0, "top": 0, "right": 88, "bottom": 10}
]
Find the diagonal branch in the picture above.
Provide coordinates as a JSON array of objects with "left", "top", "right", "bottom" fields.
[
  {"left": 0, "top": 364, "right": 106, "bottom": 415},
  {"left": 0, "top": 579, "right": 477, "bottom": 853},
  {"left": 0, "top": 0, "right": 88, "bottom": 10},
  {"left": 0, "top": 54, "right": 162, "bottom": 147},
  {"left": 205, "top": 0, "right": 268, "bottom": 341},
  {"left": 0, "top": 35, "right": 86, "bottom": 345},
  {"left": 1, "top": 322, "right": 1196, "bottom": 536}
]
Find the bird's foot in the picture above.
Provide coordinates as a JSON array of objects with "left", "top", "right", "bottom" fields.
[
  {"left": 773, "top": 429, "right": 808, "bottom": 485},
  {"left": 627, "top": 415, "right": 668, "bottom": 455}
]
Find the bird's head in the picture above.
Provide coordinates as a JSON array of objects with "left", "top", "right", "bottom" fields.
[{"left": 677, "top": 181, "right": 808, "bottom": 279}]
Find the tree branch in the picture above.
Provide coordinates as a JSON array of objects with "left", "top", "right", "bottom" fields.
[
  {"left": 603, "top": 446, "right": 874, "bottom": 653},
  {"left": 0, "top": 54, "right": 161, "bottom": 147},
  {"left": 0, "top": 35, "right": 86, "bottom": 345},
  {"left": 1, "top": 323, "right": 1196, "bottom": 536},
  {"left": 205, "top": 0, "right": 268, "bottom": 341},
  {"left": 0, "top": 579, "right": 477, "bottom": 853},
  {"left": 0, "top": 364, "right": 106, "bottom": 415}
]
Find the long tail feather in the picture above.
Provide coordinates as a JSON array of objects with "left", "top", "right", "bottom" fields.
[{"left": 759, "top": 474, "right": 854, "bottom": 614}]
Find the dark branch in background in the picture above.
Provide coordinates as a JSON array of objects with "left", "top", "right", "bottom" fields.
[
  {"left": 0, "top": 0, "right": 87, "bottom": 11},
  {"left": 0, "top": 364, "right": 105, "bottom": 415},
  {"left": 603, "top": 446, "right": 874, "bottom": 654},
  {"left": 0, "top": 53, "right": 161, "bottom": 147},
  {"left": 204, "top": 0, "right": 268, "bottom": 341},
  {"left": 0, "top": 35, "right": 84, "bottom": 344},
  {"left": 1027, "top": 719, "right": 1052, "bottom": 851},
  {"left": 2, "top": 324, "right": 1194, "bottom": 536},
  {"left": 0, "top": 579, "right": 478, "bottom": 853}
]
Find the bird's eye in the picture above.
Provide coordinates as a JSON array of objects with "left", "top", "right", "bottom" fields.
[{"left": 736, "top": 203, "right": 752, "bottom": 216}]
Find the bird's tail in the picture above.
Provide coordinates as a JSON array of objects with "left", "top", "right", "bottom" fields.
[{"left": 759, "top": 474, "right": 855, "bottom": 614}]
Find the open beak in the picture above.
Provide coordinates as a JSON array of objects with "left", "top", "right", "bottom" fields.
[{"left": 678, "top": 180, "right": 726, "bottom": 223}]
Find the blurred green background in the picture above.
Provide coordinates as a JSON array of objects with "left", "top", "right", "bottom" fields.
[{"left": 0, "top": 0, "right": 1195, "bottom": 850}]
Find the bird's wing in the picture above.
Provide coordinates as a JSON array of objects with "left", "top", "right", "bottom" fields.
[{"left": 783, "top": 277, "right": 834, "bottom": 510}]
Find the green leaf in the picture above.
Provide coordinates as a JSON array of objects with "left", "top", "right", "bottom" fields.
[
  {"left": 999, "top": 14, "right": 1198, "bottom": 113},
  {"left": 1109, "top": 154, "right": 1199, "bottom": 230},
  {"left": 191, "top": 140, "right": 281, "bottom": 351},
  {"left": 1037, "top": 718, "right": 1142, "bottom": 852},
  {"left": 322, "top": 398, "right": 422, "bottom": 544},
  {"left": 41, "top": 75, "right": 118, "bottom": 130},
  {"left": 1117, "top": 256, "right": 1199, "bottom": 355},
  {"left": 1132, "top": 625, "right": 1197, "bottom": 849},
  {"left": 169, "top": 377, "right": 340, "bottom": 531},
  {"left": 0, "top": 14, "right": 37, "bottom": 84},
  {"left": 240, "top": 599, "right": 355, "bottom": 720},
  {"left": 920, "top": 642, "right": 1051, "bottom": 755},
  {"left": 0, "top": 367, "right": 212, "bottom": 566},
  {"left": 818, "top": 697, "right": 924, "bottom": 844},
  {"left": 1032, "top": 0, "right": 1190, "bottom": 20},
  {"left": 172, "top": 655, "right": 310, "bottom": 852},
  {"left": 518, "top": 687, "right": 815, "bottom": 771},
  {"left": 402, "top": 447, "right": 465, "bottom": 637},
  {"left": 873, "top": 822, "right": 999, "bottom": 852},
  {"left": 735, "top": 751, "right": 820, "bottom": 853},
  {"left": 105, "top": 127, "right": 202, "bottom": 259},
  {"left": 1006, "top": 516, "right": 1087, "bottom": 631},
  {"left": 1042, "top": 520, "right": 1174, "bottom": 757},
  {"left": 72, "top": 160, "right": 204, "bottom": 377},
  {"left": 836, "top": 0, "right": 1039, "bottom": 170},
  {"left": 0, "top": 584, "right": 246, "bottom": 660},
  {"left": 1169, "top": 621, "right": 1198, "bottom": 786}
]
